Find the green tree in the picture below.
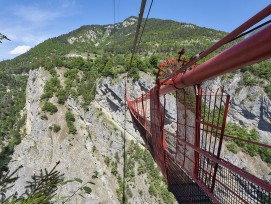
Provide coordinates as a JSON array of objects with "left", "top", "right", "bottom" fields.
[
  {"left": 42, "top": 102, "right": 58, "bottom": 113},
  {"left": 50, "top": 124, "right": 61, "bottom": 133},
  {"left": 65, "top": 111, "right": 77, "bottom": 134},
  {"left": 56, "top": 89, "right": 67, "bottom": 104},
  {"left": 66, "top": 57, "right": 85, "bottom": 70},
  {"left": 149, "top": 55, "right": 158, "bottom": 68},
  {"left": 0, "top": 162, "right": 95, "bottom": 203},
  {"left": 66, "top": 111, "right": 75, "bottom": 122}
]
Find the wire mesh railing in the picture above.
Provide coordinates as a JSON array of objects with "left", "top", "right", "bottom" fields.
[{"left": 127, "top": 83, "right": 271, "bottom": 203}]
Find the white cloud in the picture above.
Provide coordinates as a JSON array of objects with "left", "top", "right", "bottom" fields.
[
  {"left": 12, "top": 2, "right": 76, "bottom": 25},
  {"left": 13, "top": 6, "right": 61, "bottom": 24},
  {"left": 10, "top": 45, "right": 31, "bottom": 55},
  {"left": 21, "top": 35, "right": 48, "bottom": 44},
  {"left": 0, "top": 2, "right": 78, "bottom": 59},
  {"left": 59, "top": 0, "right": 76, "bottom": 8}
]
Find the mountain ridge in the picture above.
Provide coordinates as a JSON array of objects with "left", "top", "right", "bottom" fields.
[
  {"left": 0, "top": 16, "right": 226, "bottom": 74},
  {"left": 1, "top": 15, "right": 271, "bottom": 203}
]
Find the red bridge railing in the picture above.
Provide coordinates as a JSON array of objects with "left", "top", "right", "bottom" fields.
[
  {"left": 126, "top": 5, "right": 271, "bottom": 203},
  {"left": 127, "top": 84, "right": 271, "bottom": 203}
]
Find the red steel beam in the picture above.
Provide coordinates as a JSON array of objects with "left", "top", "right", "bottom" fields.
[
  {"left": 136, "top": 23, "right": 271, "bottom": 102},
  {"left": 160, "top": 4, "right": 271, "bottom": 85},
  {"left": 171, "top": 133, "right": 271, "bottom": 192},
  {"left": 224, "top": 134, "right": 271, "bottom": 149},
  {"left": 158, "top": 23, "right": 271, "bottom": 96}
]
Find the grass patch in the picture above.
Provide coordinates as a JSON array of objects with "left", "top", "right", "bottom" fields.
[
  {"left": 225, "top": 123, "right": 271, "bottom": 164},
  {"left": 65, "top": 111, "right": 77, "bottom": 134},
  {"left": 49, "top": 124, "right": 61, "bottom": 133},
  {"left": 127, "top": 141, "right": 175, "bottom": 203}
]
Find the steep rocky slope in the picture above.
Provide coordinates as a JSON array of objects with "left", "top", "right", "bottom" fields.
[
  {"left": 8, "top": 68, "right": 175, "bottom": 203},
  {"left": 1, "top": 14, "right": 270, "bottom": 203},
  {"left": 7, "top": 65, "right": 271, "bottom": 203},
  {"left": 10, "top": 68, "right": 270, "bottom": 203},
  {"left": 204, "top": 74, "right": 271, "bottom": 180},
  {"left": 205, "top": 74, "right": 271, "bottom": 143}
]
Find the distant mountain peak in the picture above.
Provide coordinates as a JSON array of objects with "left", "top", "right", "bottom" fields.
[
  {"left": 0, "top": 16, "right": 228, "bottom": 73},
  {"left": 122, "top": 16, "right": 137, "bottom": 27},
  {"left": 124, "top": 16, "right": 138, "bottom": 21}
]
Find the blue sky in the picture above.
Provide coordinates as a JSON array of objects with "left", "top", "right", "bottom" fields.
[{"left": 0, "top": 0, "right": 270, "bottom": 60}]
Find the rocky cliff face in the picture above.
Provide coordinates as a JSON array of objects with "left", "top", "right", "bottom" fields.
[
  {"left": 204, "top": 73, "right": 271, "bottom": 143},
  {"left": 8, "top": 68, "right": 175, "bottom": 203},
  {"left": 204, "top": 74, "right": 271, "bottom": 180},
  {"left": 7, "top": 68, "right": 271, "bottom": 202}
]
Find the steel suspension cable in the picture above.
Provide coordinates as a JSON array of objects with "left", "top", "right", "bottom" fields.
[
  {"left": 123, "top": 1, "right": 148, "bottom": 202},
  {"left": 117, "top": 0, "right": 120, "bottom": 23},
  {"left": 122, "top": 83, "right": 127, "bottom": 204},
  {"left": 112, "top": 0, "right": 126, "bottom": 202},
  {"left": 159, "top": 4, "right": 271, "bottom": 85},
  {"left": 128, "top": 0, "right": 147, "bottom": 69},
  {"left": 227, "top": 19, "right": 271, "bottom": 43},
  {"left": 136, "top": 0, "right": 154, "bottom": 53}
]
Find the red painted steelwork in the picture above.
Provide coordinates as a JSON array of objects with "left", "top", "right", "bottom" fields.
[
  {"left": 159, "top": 23, "right": 271, "bottom": 96},
  {"left": 126, "top": 5, "right": 271, "bottom": 203},
  {"left": 224, "top": 134, "right": 271, "bottom": 149},
  {"left": 160, "top": 4, "right": 271, "bottom": 85},
  {"left": 138, "top": 22, "right": 271, "bottom": 102},
  {"left": 127, "top": 82, "right": 271, "bottom": 203},
  {"left": 175, "top": 25, "right": 271, "bottom": 87}
]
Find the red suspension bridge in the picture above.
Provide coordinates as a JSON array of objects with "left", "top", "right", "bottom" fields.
[{"left": 126, "top": 5, "right": 271, "bottom": 203}]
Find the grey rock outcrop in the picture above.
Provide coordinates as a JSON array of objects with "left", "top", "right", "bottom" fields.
[
  {"left": 8, "top": 69, "right": 168, "bottom": 203},
  {"left": 7, "top": 67, "right": 271, "bottom": 203},
  {"left": 204, "top": 74, "right": 271, "bottom": 144},
  {"left": 203, "top": 74, "right": 271, "bottom": 180}
]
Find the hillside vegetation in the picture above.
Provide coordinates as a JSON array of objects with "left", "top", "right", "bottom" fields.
[
  {"left": 1, "top": 15, "right": 270, "bottom": 170},
  {"left": 0, "top": 17, "right": 227, "bottom": 73},
  {"left": 0, "top": 16, "right": 271, "bottom": 202}
]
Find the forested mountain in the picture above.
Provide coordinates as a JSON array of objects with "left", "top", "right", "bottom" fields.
[
  {"left": 1, "top": 16, "right": 270, "bottom": 86},
  {"left": 0, "top": 16, "right": 271, "bottom": 203},
  {"left": 1, "top": 15, "right": 271, "bottom": 170},
  {"left": 0, "top": 17, "right": 229, "bottom": 159},
  {"left": 0, "top": 17, "right": 226, "bottom": 73}
]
